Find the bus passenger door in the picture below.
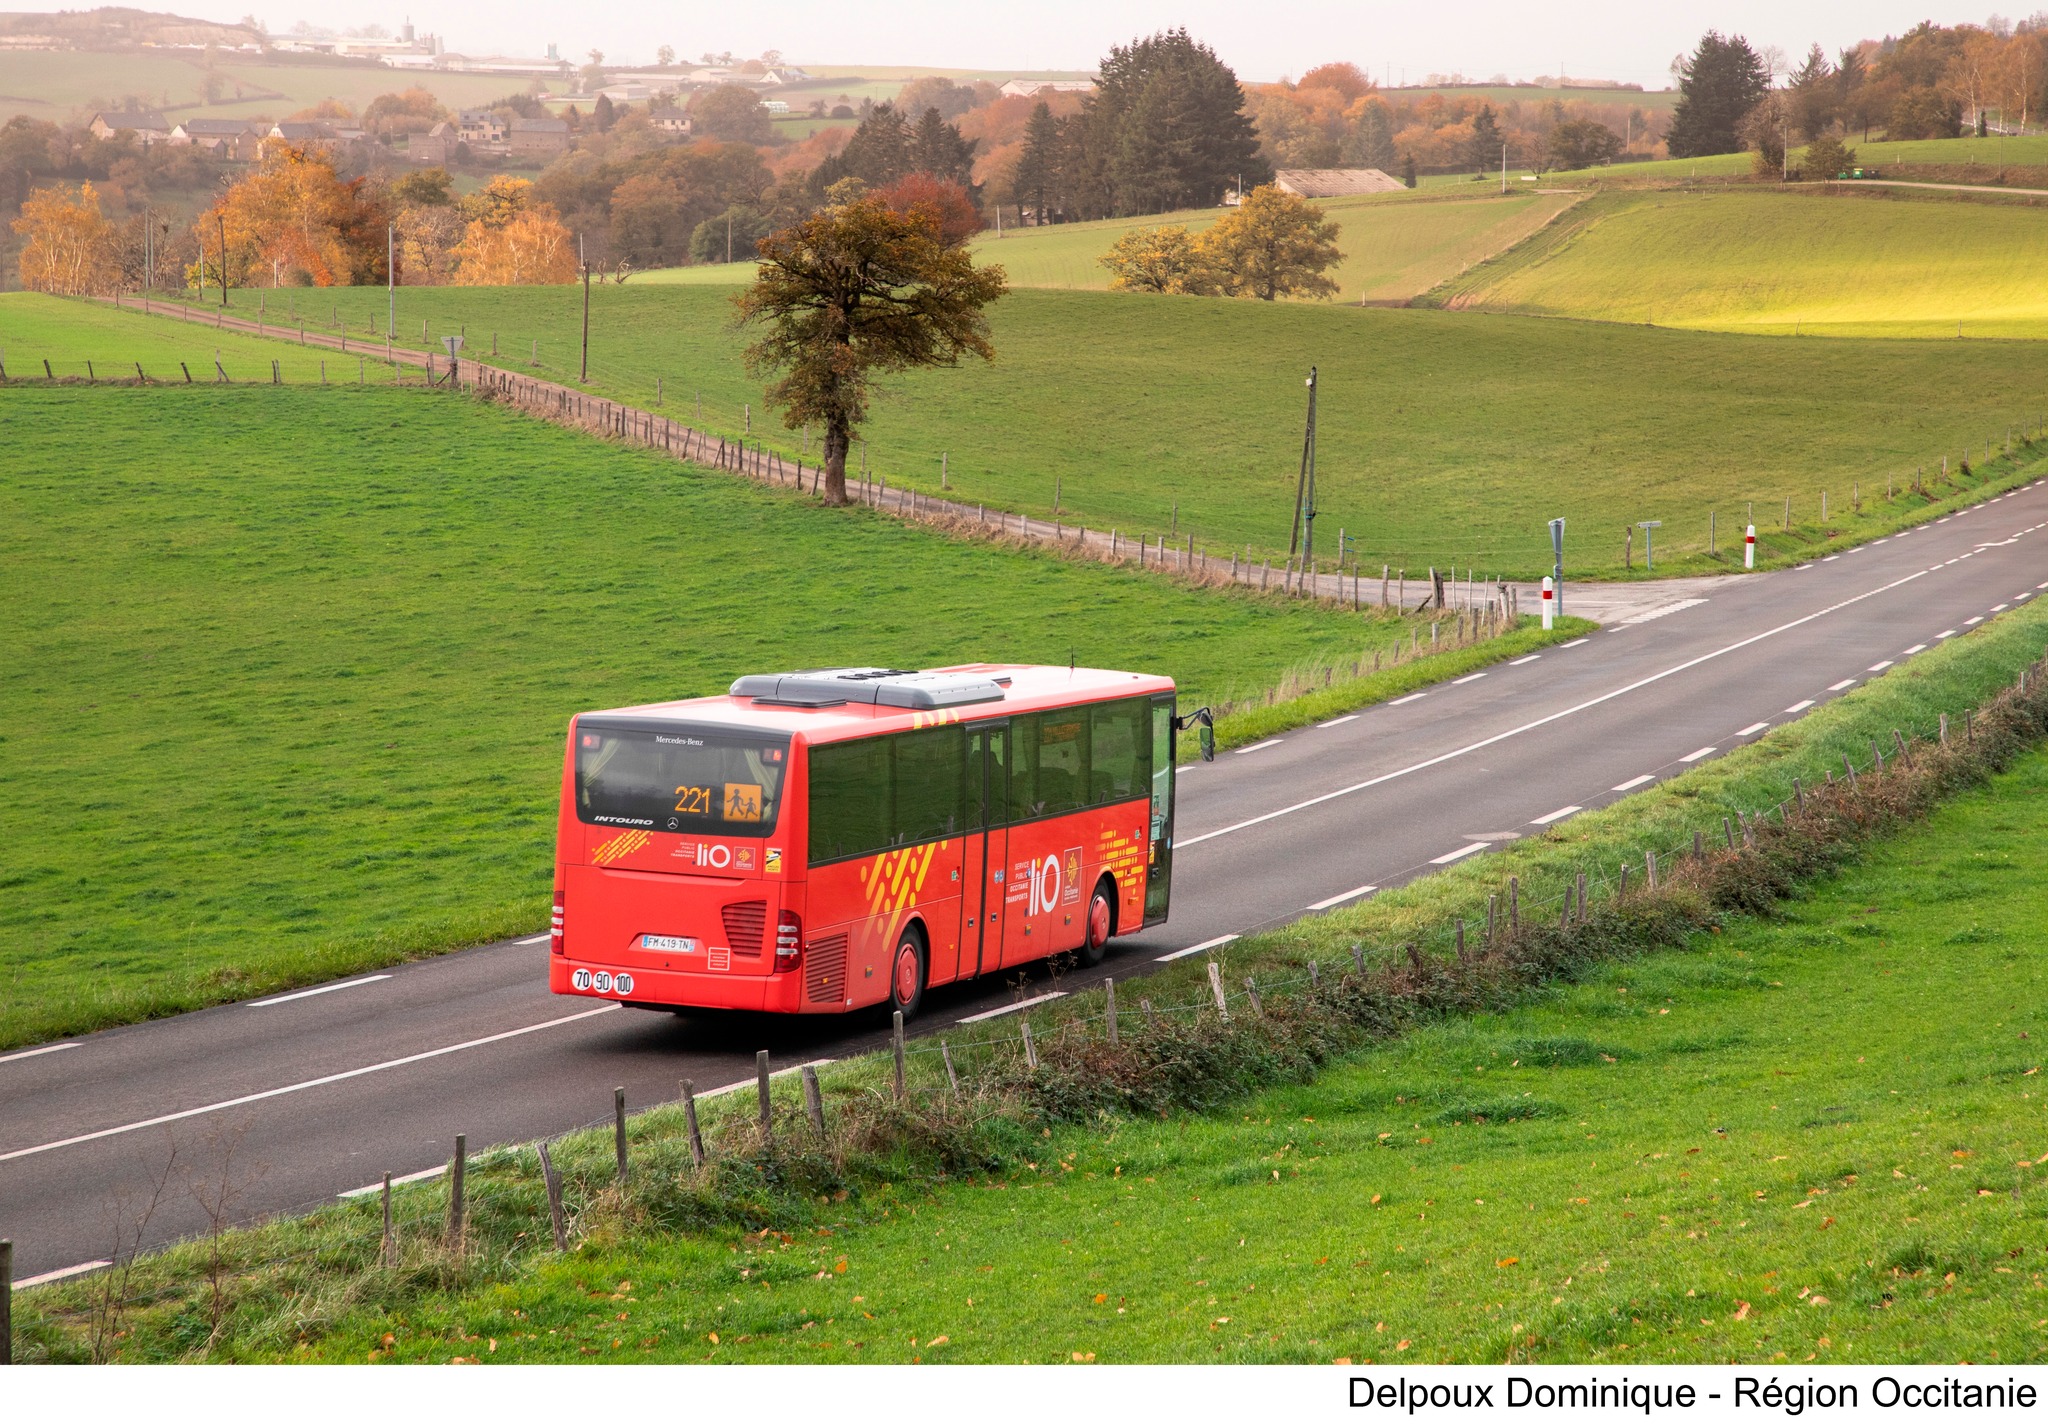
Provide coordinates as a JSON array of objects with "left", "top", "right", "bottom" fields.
[
  {"left": 1145, "top": 695, "right": 1175, "bottom": 925},
  {"left": 959, "top": 720, "right": 1008, "bottom": 980}
]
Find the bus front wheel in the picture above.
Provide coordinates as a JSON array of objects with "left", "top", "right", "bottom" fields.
[
  {"left": 1078, "top": 877, "right": 1116, "bottom": 967},
  {"left": 888, "top": 926, "right": 928, "bottom": 1020}
]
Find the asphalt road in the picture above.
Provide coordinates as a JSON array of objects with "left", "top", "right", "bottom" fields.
[{"left": 6, "top": 480, "right": 2048, "bottom": 1283}]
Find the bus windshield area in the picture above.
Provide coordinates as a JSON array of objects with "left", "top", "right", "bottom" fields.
[{"left": 575, "top": 721, "right": 790, "bottom": 835}]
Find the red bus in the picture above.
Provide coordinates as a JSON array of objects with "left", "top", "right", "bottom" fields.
[{"left": 549, "top": 665, "right": 1182, "bottom": 1018}]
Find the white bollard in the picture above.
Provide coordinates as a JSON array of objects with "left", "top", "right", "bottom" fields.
[
  {"left": 1744, "top": 523, "right": 1756, "bottom": 570},
  {"left": 1540, "top": 576, "right": 1554, "bottom": 630}
]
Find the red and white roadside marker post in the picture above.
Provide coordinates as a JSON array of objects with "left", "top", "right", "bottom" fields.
[
  {"left": 1540, "top": 576, "right": 1555, "bottom": 629},
  {"left": 1745, "top": 523, "right": 1757, "bottom": 569}
]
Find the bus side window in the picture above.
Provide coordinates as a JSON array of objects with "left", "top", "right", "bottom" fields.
[
  {"left": 892, "top": 726, "right": 965, "bottom": 844},
  {"left": 1090, "top": 697, "right": 1146, "bottom": 804},
  {"left": 1008, "top": 712, "right": 1041, "bottom": 818}
]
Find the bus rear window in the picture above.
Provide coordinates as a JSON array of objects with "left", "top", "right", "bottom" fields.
[{"left": 574, "top": 721, "right": 790, "bottom": 835}]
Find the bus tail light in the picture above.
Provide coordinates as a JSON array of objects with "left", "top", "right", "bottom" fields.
[
  {"left": 550, "top": 893, "right": 565, "bottom": 956},
  {"left": 774, "top": 910, "right": 802, "bottom": 972}
]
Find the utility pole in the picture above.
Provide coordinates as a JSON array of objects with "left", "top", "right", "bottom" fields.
[
  {"left": 386, "top": 221, "right": 395, "bottom": 336},
  {"left": 726, "top": 212, "right": 733, "bottom": 264},
  {"left": 579, "top": 234, "right": 591, "bottom": 382},
  {"left": 1500, "top": 141, "right": 1508, "bottom": 194},
  {"left": 1287, "top": 366, "right": 1319, "bottom": 578}
]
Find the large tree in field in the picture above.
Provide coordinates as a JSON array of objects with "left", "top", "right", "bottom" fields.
[
  {"left": 734, "top": 195, "right": 1007, "bottom": 506},
  {"left": 1191, "top": 183, "right": 1341, "bottom": 301},
  {"left": 1667, "top": 31, "right": 1771, "bottom": 157},
  {"left": 1086, "top": 29, "right": 1267, "bottom": 217},
  {"left": 200, "top": 144, "right": 388, "bottom": 288},
  {"left": 1011, "top": 101, "right": 1063, "bottom": 220}
]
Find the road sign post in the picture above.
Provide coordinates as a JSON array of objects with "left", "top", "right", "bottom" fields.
[
  {"left": 1637, "top": 520, "right": 1663, "bottom": 572},
  {"left": 1548, "top": 518, "right": 1566, "bottom": 618},
  {"left": 441, "top": 335, "right": 464, "bottom": 387}
]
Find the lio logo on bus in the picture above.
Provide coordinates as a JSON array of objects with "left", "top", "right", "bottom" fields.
[{"left": 1019, "top": 848, "right": 1086, "bottom": 916}]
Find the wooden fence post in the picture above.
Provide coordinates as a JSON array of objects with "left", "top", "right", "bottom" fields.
[
  {"left": 536, "top": 1141, "right": 569, "bottom": 1251},
  {"left": 448, "top": 1133, "right": 466, "bottom": 1251},
  {"left": 941, "top": 1040, "right": 960, "bottom": 1096},
  {"left": 1104, "top": 977, "right": 1118, "bottom": 1046},
  {"left": 1140, "top": 997, "right": 1157, "bottom": 1029},
  {"left": 1351, "top": 942, "right": 1365, "bottom": 976},
  {"left": 756, "top": 1051, "right": 773, "bottom": 1144},
  {"left": 1021, "top": 1020, "right": 1039, "bottom": 1070},
  {"left": 681, "top": 1080, "right": 705, "bottom": 1168},
  {"left": 1508, "top": 878, "right": 1519, "bottom": 933},
  {"left": 1207, "top": 960, "right": 1229, "bottom": 1020},
  {"left": 1307, "top": 959, "right": 1320, "bottom": 990},
  {"left": 1244, "top": 976, "right": 1263, "bottom": 1015},
  {"left": 3, "top": 1238, "right": 13, "bottom": 1365},
  {"left": 801, "top": 1066, "right": 826, "bottom": 1137},
  {"left": 614, "top": 1087, "right": 628, "bottom": 1183},
  {"left": 1575, "top": 872, "right": 1587, "bottom": 922},
  {"left": 893, "top": 1012, "right": 907, "bottom": 1101},
  {"left": 1645, "top": 849, "right": 1659, "bottom": 889}
]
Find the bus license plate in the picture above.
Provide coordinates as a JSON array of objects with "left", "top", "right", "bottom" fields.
[{"left": 642, "top": 934, "right": 699, "bottom": 953}]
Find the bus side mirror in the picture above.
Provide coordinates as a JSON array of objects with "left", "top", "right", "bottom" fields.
[{"left": 1199, "top": 720, "right": 1215, "bottom": 762}]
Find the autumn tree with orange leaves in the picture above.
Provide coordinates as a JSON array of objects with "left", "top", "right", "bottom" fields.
[
  {"left": 193, "top": 144, "right": 388, "bottom": 289},
  {"left": 452, "top": 176, "right": 577, "bottom": 284},
  {"left": 12, "top": 182, "right": 120, "bottom": 294}
]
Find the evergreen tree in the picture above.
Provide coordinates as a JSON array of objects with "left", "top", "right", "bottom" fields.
[
  {"left": 811, "top": 102, "right": 913, "bottom": 195},
  {"left": 1466, "top": 104, "right": 1503, "bottom": 173},
  {"left": 592, "top": 93, "right": 617, "bottom": 132},
  {"left": 1012, "top": 101, "right": 1061, "bottom": 222},
  {"left": 1401, "top": 153, "right": 1417, "bottom": 187},
  {"left": 1342, "top": 100, "right": 1396, "bottom": 170},
  {"left": 1788, "top": 43, "right": 1836, "bottom": 140},
  {"left": 1084, "top": 29, "right": 1266, "bottom": 218},
  {"left": 1667, "top": 31, "right": 1771, "bottom": 157},
  {"left": 910, "top": 106, "right": 976, "bottom": 187}
]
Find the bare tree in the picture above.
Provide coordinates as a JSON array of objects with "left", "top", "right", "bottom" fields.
[
  {"left": 188, "top": 1119, "right": 265, "bottom": 1347},
  {"left": 87, "top": 1135, "right": 180, "bottom": 1362}
]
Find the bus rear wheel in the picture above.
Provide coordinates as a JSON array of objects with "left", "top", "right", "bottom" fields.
[
  {"left": 888, "top": 927, "right": 928, "bottom": 1020},
  {"left": 1078, "top": 878, "right": 1115, "bottom": 967}
]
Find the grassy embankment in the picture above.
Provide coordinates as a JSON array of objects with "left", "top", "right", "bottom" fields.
[
  {"left": 1429, "top": 187, "right": 2048, "bottom": 339},
  {"left": 0, "top": 372, "right": 1577, "bottom": 1051},
  {"left": 17, "top": 585, "right": 2048, "bottom": 1364},
  {"left": 643, "top": 188, "right": 1583, "bottom": 304},
  {"left": 1547, "top": 131, "right": 2048, "bottom": 184},
  {"left": 95, "top": 278, "right": 2048, "bottom": 580}
]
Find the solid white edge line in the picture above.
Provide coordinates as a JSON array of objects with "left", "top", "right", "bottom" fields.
[
  {"left": 1736, "top": 722, "right": 1771, "bottom": 736},
  {"left": 514, "top": 933, "right": 551, "bottom": 945},
  {"left": 1307, "top": 884, "right": 1377, "bottom": 911},
  {"left": 956, "top": 991, "right": 1068, "bottom": 1024},
  {"left": 1157, "top": 934, "right": 1238, "bottom": 962},
  {"left": 1234, "top": 738, "right": 1283, "bottom": 755},
  {"left": 1176, "top": 559, "right": 1936, "bottom": 852},
  {"left": 1389, "top": 692, "right": 1427, "bottom": 706},
  {"left": 247, "top": 973, "right": 393, "bottom": 1007},
  {"left": 0, "top": 1042, "right": 79, "bottom": 1065},
  {"left": 1531, "top": 806, "right": 1581, "bottom": 825},
  {"left": 1784, "top": 700, "right": 1815, "bottom": 713},
  {"left": 14, "top": 1259, "right": 113, "bottom": 1289},
  {"left": 1451, "top": 672, "right": 1487, "bottom": 685},
  {"left": 1680, "top": 746, "right": 1717, "bottom": 763},
  {"left": 339, "top": 1164, "right": 446, "bottom": 1198},
  {"left": 1509, "top": 654, "right": 1541, "bottom": 666},
  {"left": 1611, "top": 775, "right": 1656, "bottom": 792},
  {"left": 0, "top": 1004, "right": 623, "bottom": 1165},
  {"left": 1430, "top": 843, "right": 1489, "bottom": 864},
  {"left": 1317, "top": 714, "right": 1359, "bottom": 728}
]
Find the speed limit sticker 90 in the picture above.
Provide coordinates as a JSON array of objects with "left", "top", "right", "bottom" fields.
[{"left": 571, "top": 968, "right": 635, "bottom": 996}]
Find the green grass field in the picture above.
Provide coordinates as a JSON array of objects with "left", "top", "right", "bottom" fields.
[
  {"left": 105, "top": 281, "right": 2048, "bottom": 578},
  {"left": 1549, "top": 132, "right": 2048, "bottom": 184},
  {"left": 0, "top": 50, "right": 543, "bottom": 125},
  {"left": 0, "top": 381, "right": 1395, "bottom": 1050},
  {"left": 641, "top": 190, "right": 1581, "bottom": 304},
  {"left": 1431, "top": 188, "right": 2048, "bottom": 338}
]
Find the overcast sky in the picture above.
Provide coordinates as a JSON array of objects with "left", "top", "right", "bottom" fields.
[{"left": 252, "top": 2, "right": 2003, "bottom": 86}]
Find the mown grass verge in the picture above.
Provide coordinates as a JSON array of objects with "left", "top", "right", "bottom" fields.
[{"left": 16, "top": 591, "right": 2048, "bottom": 1363}]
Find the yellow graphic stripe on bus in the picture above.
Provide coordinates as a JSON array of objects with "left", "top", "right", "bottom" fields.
[
  {"left": 908, "top": 709, "right": 963, "bottom": 730},
  {"left": 590, "top": 829, "right": 652, "bottom": 865}
]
